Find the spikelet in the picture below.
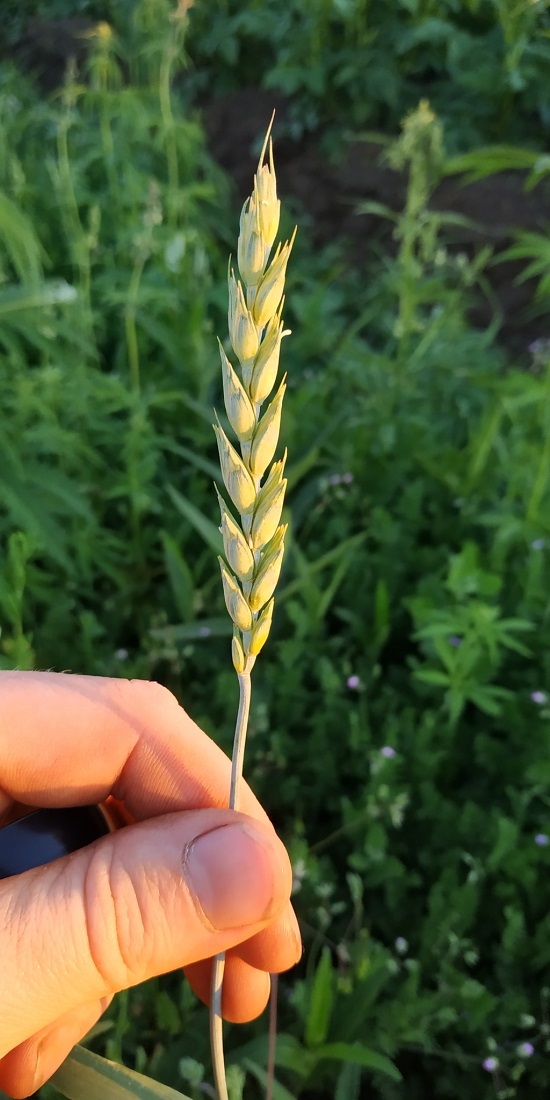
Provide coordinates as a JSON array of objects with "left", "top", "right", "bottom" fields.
[
  {"left": 249, "top": 302, "right": 290, "bottom": 404},
  {"left": 213, "top": 420, "right": 256, "bottom": 515},
  {"left": 249, "top": 598, "right": 274, "bottom": 656},
  {"left": 213, "top": 118, "right": 295, "bottom": 673},
  {"left": 218, "top": 339, "right": 256, "bottom": 441},
  {"left": 253, "top": 230, "right": 297, "bottom": 328},
  {"left": 249, "top": 526, "right": 286, "bottom": 613}
]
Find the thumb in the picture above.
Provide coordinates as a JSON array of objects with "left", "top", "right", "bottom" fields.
[{"left": 0, "top": 808, "right": 291, "bottom": 1056}]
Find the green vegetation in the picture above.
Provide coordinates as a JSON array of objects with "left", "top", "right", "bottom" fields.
[
  {"left": 1, "top": 1, "right": 550, "bottom": 1098},
  {"left": 185, "top": 0, "right": 550, "bottom": 149}
]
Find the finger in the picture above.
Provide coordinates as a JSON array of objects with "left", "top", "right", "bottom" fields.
[
  {"left": 0, "top": 673, "right": 267, "bottom": 822},
  {"left": 0, "top": 808, "right": 291, "bottom": 1058},
  {"left": 185, "top": 956, "right": 271, "bottom": 1024},
  {"left": 0, "top": 997, "right": 112, "bottom": 1100},
  {"left": 234, "top": 906, "right": 302, "bottom": 971},
  {"left": 182, "top": 906, "right": 301, "bottom": 1012},
  {"left": 183, "top": 904, "right": 301, "bottom": 1021}
]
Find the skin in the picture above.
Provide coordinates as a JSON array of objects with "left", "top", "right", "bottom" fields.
[{"left": 0, "top": 672, "right": 301, "bottom": 1098}]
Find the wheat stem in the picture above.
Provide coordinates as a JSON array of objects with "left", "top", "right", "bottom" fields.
[
  {"left": 266, "top": 974, "right": 278, "bottom": 1100},
  {"left": 210, "top": 955, "right": 228, "bottom": 1100},
  {"left": 210, "top": 669, "right": 252, "bottom": 1099}
]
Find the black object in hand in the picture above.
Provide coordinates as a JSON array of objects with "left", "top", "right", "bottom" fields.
[{"left": 0, "top": 805, "right": 113, "bottom": 879}]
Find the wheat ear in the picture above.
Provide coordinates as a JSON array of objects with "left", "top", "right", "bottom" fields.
[{"left": 210, "top": 115, "right": 295, "bottom": 1100}]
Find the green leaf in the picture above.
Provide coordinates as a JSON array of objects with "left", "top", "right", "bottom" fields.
[
  {"left": 413, "top": 668, "right": 451, "bottom": 687},
  {"left": 373, "top": 578, "right": 390, "bottom": 650},
  {"left": 154, "top": 989, "right": 181, "bottom": 1036},
  {"left": 315, "top": 545, "right": 357, "bottom": 623},
  {"left": 232, "top": 1032, "right": 314, "bottom": 1079},
  {"left": 166, "top": 484, "right": 223, "bottom": 555},
  {"left": 149, "top": 390, "right": 215, "bottom": 427},
  {"left": 0, "top": 472, "right": 71, "bottom": 568},
  {"left": 356, "top": 199, "right": 398, "bottom": 223},
  {"left": 0, "top": 189, "right": 44, "bottom": 283},
  {"left": 445, "top": 145, "right": 542, "bottom": 183},
  {"left": 278, "top": 534, "right": 366, "bottom": 604},
  {"left": 286, "top": 444, "right": 321, "bottom": 491},
  {"left": 240, "top": 1058, "right": 295, "bottom": 1100},
  {"left": 305, "top": 946, "right": 334, "bottom": 1049},
  {"left": 487, "top": 816, "right": 519, "bottom": 872},
  {"left": 316, "top": 1042, "right": 402, "bottom": 1081},
  {"left": 50, "top": 1045, "right": 194, "bottom": 1100},
  {"left": 335, "top": 1058, "right": 362, "bottom": 1100},
  {"left": 160, "top": 531, "right": 195, "bottom": 622},
  {"left": 467, "top": 685, "right": 512, "bottom": 716},
  {"left": 161, "top": 438, "right": 221, "bottom": 480}
]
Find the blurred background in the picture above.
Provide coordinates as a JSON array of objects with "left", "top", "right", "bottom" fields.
[{"left": 1, "top": 1, "right": 550, "bottom": 1097}]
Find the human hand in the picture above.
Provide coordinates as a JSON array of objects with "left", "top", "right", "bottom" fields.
[{"left": 0, "top": 672, "right": 300, "bottom": 1098}]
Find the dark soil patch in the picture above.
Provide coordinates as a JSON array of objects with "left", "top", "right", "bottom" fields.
[{"left": 202, "top": 87, "right": 550, "bottom": 359}]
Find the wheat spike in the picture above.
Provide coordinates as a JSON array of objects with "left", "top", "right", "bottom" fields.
[{"left": 214, "top": 118, "right": 294, "bottom": 678}]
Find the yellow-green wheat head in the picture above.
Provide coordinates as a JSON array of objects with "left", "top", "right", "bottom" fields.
[{"left": 214, "top": 124, "right": 296, "bottom": 674}]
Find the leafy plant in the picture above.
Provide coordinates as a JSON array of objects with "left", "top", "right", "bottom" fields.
[{"left": 183, "top": 0, "right": 550, "bottom": 148}]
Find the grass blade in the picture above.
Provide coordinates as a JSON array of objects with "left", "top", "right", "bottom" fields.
[{"left": 50, "top": 1045, "right": 194, "bottom": 1100}]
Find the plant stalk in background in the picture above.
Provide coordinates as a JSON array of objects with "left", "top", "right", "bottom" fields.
[{"left": 210, "top": 117, "right": 295, "bottom": 1100}]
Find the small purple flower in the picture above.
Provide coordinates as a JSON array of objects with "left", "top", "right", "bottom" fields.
[
  {"left": 482, "top": 1057, "right": 499, "bottom": 1073},
  {"left": 328, "top": 473, "right": 353, "bottom": 487},
  {"left": 448, "top": 635, "right": 462, "bottom": 647},
  {"left": 198, "top": 626, "right": 211, "bottom": 638},
  {"left": 347, "top": 674, "right": 361, "bottom": 690},
  {"left": 531, "top": 539, "right": 546, "bottom": 550},
  {"left": 115, "top": 648, "right": 129, "bottom": 661},
  {"left": 531, "top": 691, "right": 548, "bottom": 705},
  {"left": 517, "top": 1042, "right": 534, "bottom": 1057},
  {"left": 380, "top": 745, "right": 396, "bottom": 758},
  {"left": 529, "top": 337, "right": 550, "bottom": 357},
  {"left": 535, "top": 833, "right": 549, "bottom": 846}
]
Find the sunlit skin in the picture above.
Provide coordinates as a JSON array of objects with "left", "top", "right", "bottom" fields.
[{"left": 0, "top": 672, "right": 301, "bottom": 1099}]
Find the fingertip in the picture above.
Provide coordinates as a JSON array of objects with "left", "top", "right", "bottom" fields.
[
  {"left": 183, "top": 818, "right": 292, "bottom": 932},
  {"left": 184, "top": 955, "right": 271, "bottom": 1022},
  {"left": 235, "top": 903, "right": 302, "bottom": 972}
]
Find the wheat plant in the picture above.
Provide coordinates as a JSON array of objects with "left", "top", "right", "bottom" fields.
[{"left": 210, "top": 116, "right": 295, "bottom": 1100}]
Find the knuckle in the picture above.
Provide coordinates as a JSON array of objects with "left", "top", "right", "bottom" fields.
[
  {"left": 123, "top": 678, "right": 186, "bottom": 736},
  {"left": 128, "top": 678, "right": 180, "bottom": 714},
  {"left": 83, "top": 843, "right": 151, "bottom": 992}
]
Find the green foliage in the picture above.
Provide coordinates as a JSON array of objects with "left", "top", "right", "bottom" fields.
[
  {"left": 0, "top": 7, "right": 232, "bottom": 683},
  {"left": 1, "top": 3, "right": 550, "bottom": 1100},
  {"left": 0, "top": 531, "right": 36, "bottom": 668},
  {"left": 184, "top": 0, "right": 550, "bottom": 148}
]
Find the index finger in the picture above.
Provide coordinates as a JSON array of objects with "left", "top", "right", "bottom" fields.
[{"left": 0, "top": 671, "right": 266, "bottom": 824}]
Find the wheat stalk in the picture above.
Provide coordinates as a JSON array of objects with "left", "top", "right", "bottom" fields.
[{"left": 210, "top": 115, "right": 295, "bottom": 1100}]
